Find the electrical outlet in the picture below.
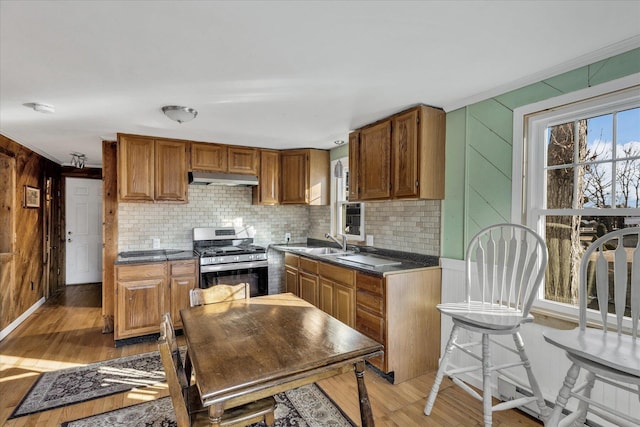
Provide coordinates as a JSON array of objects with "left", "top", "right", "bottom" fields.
[
  {"left": 152, "top": 238, "right": 160, "bottom": 249},
  {"left": 284, "top": 232, "right": 291, "bottom": 242}
]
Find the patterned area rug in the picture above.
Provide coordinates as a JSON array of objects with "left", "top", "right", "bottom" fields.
[
  {"left": 60, "top": 383, "right": 356, "bottom": 427},
  {"left": 9, "top": 349, "right": 172, "bottom": 419}
]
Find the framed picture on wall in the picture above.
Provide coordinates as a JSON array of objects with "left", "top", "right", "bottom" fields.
[{"left": 23, "top": 185, "right": 40, "bottom": 208}]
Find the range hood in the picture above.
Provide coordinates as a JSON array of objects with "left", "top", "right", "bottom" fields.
[{"left": 188, "top": 171, "right": 259, "bottom": 186}]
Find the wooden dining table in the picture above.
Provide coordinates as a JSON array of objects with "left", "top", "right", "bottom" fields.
[{"left": 180, "top": 292, "right": 384, "bottom": 427}]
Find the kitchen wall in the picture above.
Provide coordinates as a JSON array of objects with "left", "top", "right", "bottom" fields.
[
  {"left": 442, "top": 47, "right": 640, "bottom": 259},
  {"left": 364, "top": 199, "right": 440, "bottom": 255},
  {"left": 118, "top": 185, "right": 310, "bottom": 251},
  {"left": 0, "top": 135, "right": 62, "bottom": 335}
]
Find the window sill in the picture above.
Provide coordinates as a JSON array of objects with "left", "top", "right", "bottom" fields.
[{"left": 530, "top": 306, "right": 578, "bottom": 330}]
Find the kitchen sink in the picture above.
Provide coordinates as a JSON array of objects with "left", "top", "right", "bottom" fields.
[{"left": 300, "top": 247, "right": 347, "bottom": 255}]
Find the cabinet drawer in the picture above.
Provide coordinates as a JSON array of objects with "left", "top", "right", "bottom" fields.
[
  {"left": 356, "top": 308, "right": 384, "bottom": 344},
  {"left": 284, "top": 253, "right": 299, "bottom": 268},
  {"left": 116, "top": 263, "right": 166, "bottom": 280},
  {"left": 356, "top": 272, "right": 384, "bottom": 296},
  {"left": 299, "top": 257, "right": 318, "bottom": 274},
  {"left": 356, "top": 290, "right": 384, "bottom": 315},
  {"left": 169, "top": 260, "right": 196, "bottom": 276},
  {"left": 318, "top": 262, "right": 354, "bottom": 287}
]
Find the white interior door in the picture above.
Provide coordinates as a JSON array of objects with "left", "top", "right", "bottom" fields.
[{"left": 65, "top": 178, "right": 102, "bottom": 285}]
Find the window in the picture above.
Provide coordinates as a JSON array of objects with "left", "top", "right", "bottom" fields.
[
  {"left": 515, "top": 77, "right": 640, "bottom": 318},
  {"left": 330, "top": 157, "right": 364, "bottom": 240}
]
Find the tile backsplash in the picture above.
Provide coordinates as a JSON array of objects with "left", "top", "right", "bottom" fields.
[
  {"left": 118, "top": 185, "right": 309, "bottom": 251},
  {"left": 118, "top": 185, "right": 441, "bottom": 256}
]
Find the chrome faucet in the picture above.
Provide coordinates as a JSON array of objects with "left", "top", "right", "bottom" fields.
[{"left": 325, "top": 232, "right": 347, "bottom": 251}]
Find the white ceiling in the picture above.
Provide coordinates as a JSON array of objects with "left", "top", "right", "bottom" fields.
[{"left": 1, "top": 1, "right": 639, "bottom": 167}]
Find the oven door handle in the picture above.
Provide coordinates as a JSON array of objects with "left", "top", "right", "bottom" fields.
[{"left": 200, "top": 260, "right": 268, "bottom": 273}]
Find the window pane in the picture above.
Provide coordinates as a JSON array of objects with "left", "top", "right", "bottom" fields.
[
  {"left": 616, "top": 107, "right": 640, "bottom": 159},
  {"left": 547, "top": 122, "right": 576, "bottom": 167},
  {"left": 544, "top": 215, "right": 635, "bottom": 310},
  {"left": 615, "top": 158, "right": 640, "bottom": 208},
  {"left": 546, "top": 167, "right": 575, "bottom": 208},
  {"left": 586, "top": 114, "right": 613, "bottom": 163},
  {"left": 582, "top": 162, "right": 613, "bottom": 208}
]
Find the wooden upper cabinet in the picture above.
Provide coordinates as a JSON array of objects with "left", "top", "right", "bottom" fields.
[
  {"left": 414, "top": 105, "right": 446, "bottom": 200},
  {"left": 118, "top": 134, "right": 187, "bottom": 203},
  {"left": 155, "top": 139, "right": 187, "bottom": 202},
  {"left": 359, "top": 120, "right": 392, "bottom": 200},
  {"left": 348, "top": 131, "right": 359, "bottom": 201},
  {"left": 392, "top": 108, "right": 420, "bottom": 198},
  {"left": 253, "top": 149, "right": 280, "bottom": 205},
  {"left": 281, "top": 149, "right": 329, "bottom": 205},
  {"left": 118, "top": 135, "right": 155, "bottom": 202},
  {"left": 228, "top": 146, "right": 259, "bottom": 175},
  {"left": 190, "top": 142, "right": 228, "bottom": 172},
  {"left": 281, "top": 150, "right": 307, "bottom": 204},
  {"left": 350, "top": 105, "right": 445, "bottom": 201}
]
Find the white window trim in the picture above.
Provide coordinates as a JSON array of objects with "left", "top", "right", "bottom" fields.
[{"left": 511, "top": 72, "right": 640, "bottom": 320}]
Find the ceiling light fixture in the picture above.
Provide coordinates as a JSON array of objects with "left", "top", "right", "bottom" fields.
[
  {"left": 334, "top": 140, "right": 345, "bottom": 145},
  {"left": 161, "top": 105, "right": 198, "bottom": 123},
  {"left": 70, "top": 152, "right": 86, "bottom": 168},
  {"left": 24, "top": 102, "right": 56, "bottom": 114}
]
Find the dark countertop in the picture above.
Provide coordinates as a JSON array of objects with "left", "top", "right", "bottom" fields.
[
  {"left": 270, "top": 239, "right": 439, "bottom": 277},
  {"left": 115, "top": 249, "right": 197, "bottom": 265}
]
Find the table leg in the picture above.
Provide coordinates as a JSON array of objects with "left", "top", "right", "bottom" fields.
[
  {"left": 354, "top": 361, "right": 375, "bottom": 427},
  {"left": 208, "top": 403, "right": 224, "bottom": 427}
]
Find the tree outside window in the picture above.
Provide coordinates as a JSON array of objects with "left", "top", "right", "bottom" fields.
[{"left": 543, "top": 106, "right": 640, "bottom": 310}]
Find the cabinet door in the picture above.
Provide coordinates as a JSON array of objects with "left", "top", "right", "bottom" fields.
[
  {"left": 334, "top": 282, "right": 355, "bottom": 327},
  {"left": 170, "top": 276, "right": 195, "bottom": 328},
  {"left": 319, "top": 279, "right": 334, "bottom": 316},
  {"left": 348, "top": 132, "right": 359, "bottom": 201},
  {"left": 280, "top": 150, "right": 308, "bottom": 204},
  {"left": 392, "top": 109, "right": 420, "bottom": 198},
  {"left": 191, "top": 142, "right": 228, "bottom": 172},
  {"left": 155, "top": 139, "right": 187, "bottom": 202},
  {"left": 169, "top": 259, "right": 197, "bottom": 328},
  {"left": 299, "top": 271, "right": 318, "bottom": 306},
  {"left": 254, "top": 149, "right": 280, "bottom": 205},
  {"left": 359, "top": 121, "right": 391, "bottom": 200},
  {"left": 228, "top": 147, "right": 259, "bottom": 175},
  {"left": 116, "top": 278, "right": 164, "bottom": 339},
  {"left": 285, "top": 266, "right": 299, "bottom": 295},
  {"left": 118, "top": 135, "right": 154, "bottom": 201}
]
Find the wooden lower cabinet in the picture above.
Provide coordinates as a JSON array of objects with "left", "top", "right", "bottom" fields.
[
  {"left": 115, "top": 259, "right": 197, "bottom": 341},
  {"left": 282, "top": 252, "right": 440, "bottom": 383},
  {"left": 356, "top": 268, "right": 441, "bottom": 384},
  {"left": 169, "top": 260, "right": 198, "bottom": 329},
  {"left": 284, "top": 254, "right": 356, "bottom": 328}
]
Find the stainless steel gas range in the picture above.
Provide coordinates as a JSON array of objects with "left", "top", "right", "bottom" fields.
[{"left": 193, "top": 227, "right": 268, "bottom": 297}]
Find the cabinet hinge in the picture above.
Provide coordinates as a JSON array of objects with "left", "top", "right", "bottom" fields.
[
  {"left": 417, "top": 116, "right": 420, "bottom": 124},
  {"left": 416, "top": 180, "right": 419, "bottom": 188}
]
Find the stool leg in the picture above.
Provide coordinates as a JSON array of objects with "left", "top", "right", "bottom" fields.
[
  {"left": 512, "top": 332, "right": 549, "bottom": 419},
  {"left": 547, "top": 362, "right": 581, "bottom": 427},
  {"left": 482, "top": 333, "right": 492, "bottom": 427},
  {"left": 424, "top": 324, "right": 460, "bottom": 415}
]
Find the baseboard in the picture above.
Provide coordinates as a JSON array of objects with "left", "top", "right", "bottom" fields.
[{"left": 0, "top": 297, "right": 46, "bottom": 342}]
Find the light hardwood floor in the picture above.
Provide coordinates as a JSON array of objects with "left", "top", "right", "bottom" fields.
[{"left": 0, "top": 284, "right": 543, "bottom": 426}]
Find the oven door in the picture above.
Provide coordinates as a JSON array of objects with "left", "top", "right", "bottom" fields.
[{"left": 200, "top": 260, "right": 268, "bottom": 297}]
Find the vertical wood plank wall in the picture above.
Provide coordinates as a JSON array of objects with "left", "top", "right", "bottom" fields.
[
  {"left": 441, "top": 48, "right": 640, "bottom": 259},
  {"left": 0, "top": 135, "right": 62, "bottom": 332},
  {"left": 101, "top": 141, "right": 117, "bottom": 333}
]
